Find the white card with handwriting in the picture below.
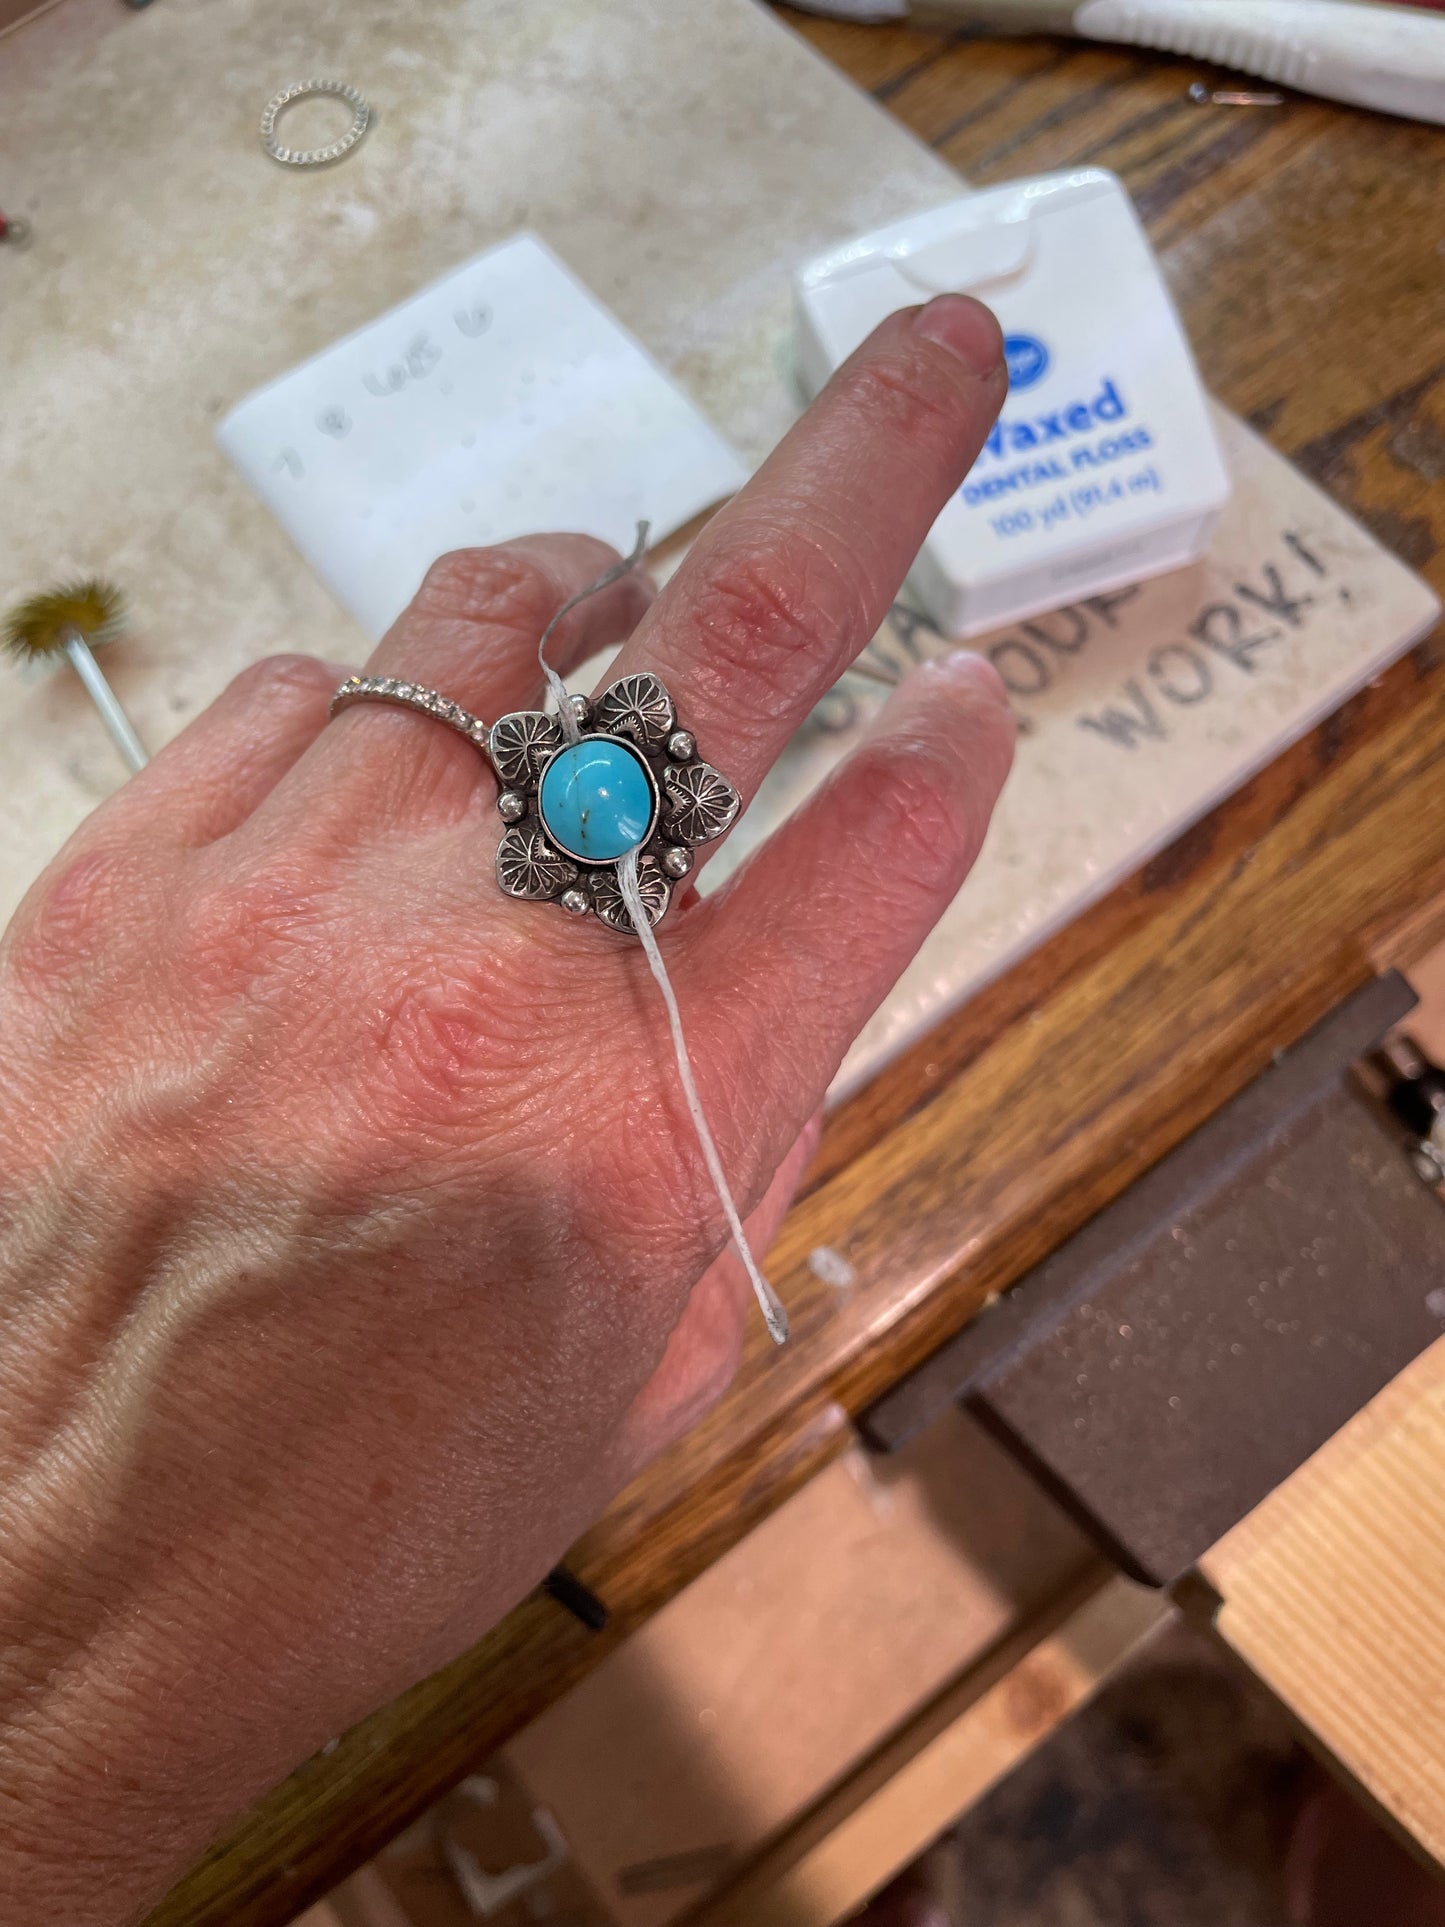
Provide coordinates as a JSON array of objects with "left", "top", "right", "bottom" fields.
[{"left": 217, "top": 235, "right": 748, "bottom": 637}]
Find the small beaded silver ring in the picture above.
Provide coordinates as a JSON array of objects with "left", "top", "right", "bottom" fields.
[{"left": 260, "top": 80, "right": 372, "bottom": 169}]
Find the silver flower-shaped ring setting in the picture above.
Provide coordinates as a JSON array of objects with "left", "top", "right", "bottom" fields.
[
  {"left": 328, "top": 670, "right": 740, "bottom": 937},
  {"left": 490, "top": 672, "right": 739, "bottom": 933}
]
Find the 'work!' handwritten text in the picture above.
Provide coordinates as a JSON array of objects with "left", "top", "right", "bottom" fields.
[{"left": 865, "top": 531, "right": 1335, "bottom": 749}]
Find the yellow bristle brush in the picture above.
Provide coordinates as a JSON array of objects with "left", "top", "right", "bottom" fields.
[{"left": 4, "top": 577, "right": 148, "bottom": 774}]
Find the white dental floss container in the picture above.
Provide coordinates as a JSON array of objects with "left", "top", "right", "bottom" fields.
[{"left": 794, "top": 169, "right": 1231, "bottom": 638}]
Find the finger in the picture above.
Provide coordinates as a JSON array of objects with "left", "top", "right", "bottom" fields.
[
  {"left": 95, "top": 654, "right": 347, "bottom": 848},
  {"left": 604, "top": 296, "right": 1005, "bottom": 829},
  {"left": 277, "top": 535, "right": 654, "bottom": 835},
  {"left": 607, "top": 1113, "right": 822, "bottom": 1477},
  {"left": 688, "top": 652, "right": 1013, "bottom": 1177},
  {"left": 369, "top": 534, "right": 654, "bottom": 716}
]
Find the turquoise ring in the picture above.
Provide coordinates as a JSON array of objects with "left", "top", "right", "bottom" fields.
[{"left": 487, "top": 672, "right": 741, "bottom": 933}]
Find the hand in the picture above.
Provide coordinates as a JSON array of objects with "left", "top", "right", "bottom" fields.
[{"left": 0, "top": 296, "right": 1012, "bottom": 1924}]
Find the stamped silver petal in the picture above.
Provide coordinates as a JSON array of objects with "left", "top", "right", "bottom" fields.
[
  {"left": 594, "top": 672, "right": 676, "bottom": 748},
  {"left": 489, "top": 710, "right": 563, "bottom": 791},
  {"left": 496, "top": 825, "right": 577, "bottom": 901},
  {"left": 589, "top": 855, "right": 672, "bottom": 933},
  {"left": 662, "top": 760, "right": 740, "bottom": 846}
]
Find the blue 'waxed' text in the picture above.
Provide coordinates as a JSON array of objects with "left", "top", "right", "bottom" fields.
[{"left": 976, "top": 378, "right": 1128, "bottom": 464}]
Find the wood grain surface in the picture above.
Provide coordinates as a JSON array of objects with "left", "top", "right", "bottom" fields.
[
  {"left": 1201, "top": 1339, "right": 1445, "bottom": 1865},
  {"left": 682, "top": 1575, "right": 1170, "bottom": 1927},
  {"left": 504, "top": 1409, "right": 1100, "bottom": 1923},
  {"left": 150, "top": 17, "right": 1445, "bottom": 1926}
]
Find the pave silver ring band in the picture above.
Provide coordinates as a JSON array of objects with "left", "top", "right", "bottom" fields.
[
  {"left": 329, "top": 676, "right": 490, "bottom": 753},
  {"left": 261, "top": 80, "right": 372, "bottom": 169}
]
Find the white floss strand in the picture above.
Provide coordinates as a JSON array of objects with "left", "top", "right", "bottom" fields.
[
  {"left": 536, "top": 521, "right": 652, "bottom": 747},
  {"left": 538, "top": 522, "right": 789, "bottom": 1347},
  {"left": 618, "top": 849, "right": 789, "bottom": 1345}
]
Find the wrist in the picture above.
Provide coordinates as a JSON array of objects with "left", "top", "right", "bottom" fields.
[
  {"left": 0, "top": 1160, "right": 320, "bottom": 1925},
  {"left": 0, "top": 1453, "right": 350, "bottom": 1927}
]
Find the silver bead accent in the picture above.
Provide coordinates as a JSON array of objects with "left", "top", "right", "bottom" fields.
[
  {"left": 564, "top": 692, "right": 592, "bottom": 729},
  {"left": 496, "top": 789, "right": 527, "bottom": 823},
  {"left": 662, "top": 844, "right": 693, "bottom": 879},
  {"left": 559, "top": 887, "right": 591, "bottom": 917},
  {"left": 666, "top": 729, "right": 696, "bottom": 762}
]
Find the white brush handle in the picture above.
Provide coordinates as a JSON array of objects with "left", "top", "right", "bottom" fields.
[
  {"left": 64, "top": 633, "right": 148, "bottom": 773},
  {"left": 1074, "top": 0, "right": 1445, "bottom": 123}
]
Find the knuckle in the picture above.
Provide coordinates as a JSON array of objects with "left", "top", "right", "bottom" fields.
[
  {"left": 861, "top": 672, "right": 1015, "bottom": 897},
  {"left": 412, "top": 546, "right": 558, "bottom": 637},
  {"left": 3, "top": 846, "right": 133, "bottom": 995},
  {"left": 686, "top": 546, "right": 857, "bottom": 725},
  {"left": 843, "top": 347, "right": 966, "bottom": 446},
  {"left": 861, "top": 737, "right": 981, "bottom": 895},
  {"left": 229, "top": 653, "right": 338, "bottom": 707}
]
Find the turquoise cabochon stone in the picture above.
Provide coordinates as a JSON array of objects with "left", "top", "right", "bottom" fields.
[{"left": 538, "top": 736, "right": 657, "bottom": 864}]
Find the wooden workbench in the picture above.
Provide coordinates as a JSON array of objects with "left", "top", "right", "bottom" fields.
[{"left": 152, "top": 15, "right": 1445, "bottom": 1923}]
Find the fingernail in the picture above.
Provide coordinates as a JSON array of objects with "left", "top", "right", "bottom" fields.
[
  {"left": 912, "top": 293, "right": 1004, "bottom": 377},
  {"left": 942, "top": 647, "right": 1009, "bottom": 707}
]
